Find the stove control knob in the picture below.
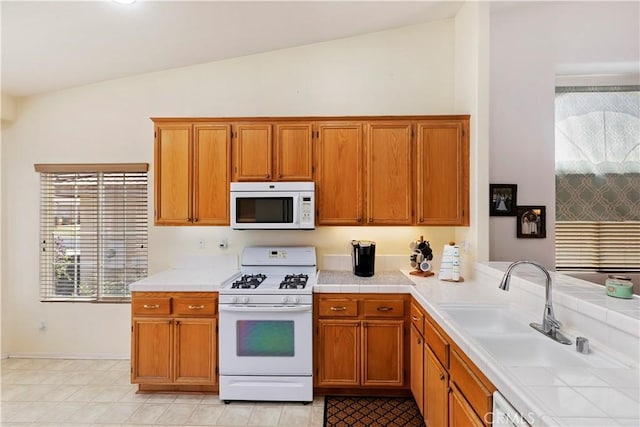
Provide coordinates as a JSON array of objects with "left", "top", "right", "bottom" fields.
[
  {"left": 241, "top": 296, "right": 250, "bottom": 304},
  {"left": 292, "top": 296, "right": 300, "bottom": 304},
  {"left": 281, "top": 296, "right": 289, "bottom": 304},
  {"left": 231, "top": 296, "right": 238, "bottom": 304}
]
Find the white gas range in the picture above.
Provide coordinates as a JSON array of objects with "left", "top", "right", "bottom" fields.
[{"left": 218, "top": 246, "right": 316, "bottom": 404}]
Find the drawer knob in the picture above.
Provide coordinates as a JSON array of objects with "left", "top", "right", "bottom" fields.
[
  {"left": 143, "top": 304, "right": 159, "bottom": 309},
  {"left": 377, "top": 306, "right": 393, "bottom": 312},
  {"left": 188, "top": 304, "right": 205, "bottom": 310},
  {"left": 330, "top": 306, "right": 347, "bottom": 311}
]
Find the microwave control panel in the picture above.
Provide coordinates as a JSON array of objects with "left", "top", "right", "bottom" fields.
[{"left": 300, "top": 194, "right": 314, "bottom": 227}]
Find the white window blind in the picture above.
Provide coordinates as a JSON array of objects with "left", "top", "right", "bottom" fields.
[
  {"left": 36, "top": 164, "right": 149, "bottom": 302},
  {"left": 556, "top": 221, "right": 640, "bottom": 273},
  {"left": 555, "top": 86, "right": 639, "bottom": 274}
]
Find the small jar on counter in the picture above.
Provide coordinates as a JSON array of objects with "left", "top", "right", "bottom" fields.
[{"left": 605, "top": 275, "right": 634, "bottom": 299}]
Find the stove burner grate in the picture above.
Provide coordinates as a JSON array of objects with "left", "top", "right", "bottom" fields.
[
  {"left": 279, "top": 274, "right": 309, "bottom": 290},
  {"left": 231, "top": 274, "right": 266, "bottom": 289}
]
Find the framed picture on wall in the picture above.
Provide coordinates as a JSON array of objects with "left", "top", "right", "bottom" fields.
[
  {"left": 489, "top": 184, "right": 517, "bottom": 216},
  {"left": 516, "top": 206, "right": 546, "bottom": 238}
]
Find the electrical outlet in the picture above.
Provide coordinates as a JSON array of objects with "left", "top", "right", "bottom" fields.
[
  {"left": 39, "top": 321, "right": 46, "bottom": 331},
  {"left": 218, "top": 238, "right": 228, "bottom": 249},
  {"left": 198, "top": 239, "right": 205, "bottom": 249}
]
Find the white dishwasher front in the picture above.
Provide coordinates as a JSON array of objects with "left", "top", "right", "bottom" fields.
[{"left": 492, "top": 391, "right": 531, "bottom": 426}]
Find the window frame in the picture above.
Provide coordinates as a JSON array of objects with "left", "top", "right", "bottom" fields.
[{"left": 35, "top": 163, "right": 149, "bottom": 302}]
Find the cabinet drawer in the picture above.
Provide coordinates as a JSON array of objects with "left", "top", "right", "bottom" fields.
[
  {"left": 409, "top": 302, "right": 425, "bottom": 336},
  {"left": 318, "top": 298, "right": 359, "bottom": 317},
  {"left": 132, "top": 297, "right": 172, "bottom": 316},
  {"left": 173, "top": 297, "right": 216, "bottom": 316},
  {"left": 450, "top": 349, "right": 493, "bottom": 424},
  {"left": 363, "top": 299, "right": 405, "bottom": 318},
  {"left": 424, "top": 318, "right": 449, "bottom": 368}
]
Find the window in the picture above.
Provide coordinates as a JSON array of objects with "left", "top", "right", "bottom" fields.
[
  {"left": 555, "top": 86, "right": 640, "bottom": 273},
  {"left": 35, "top": 163, "right": 149, "bottom": 301}
]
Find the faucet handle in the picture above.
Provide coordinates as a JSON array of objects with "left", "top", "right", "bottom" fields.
[{"left": 544, "top": 314, "right": 562, "bottom": 331}]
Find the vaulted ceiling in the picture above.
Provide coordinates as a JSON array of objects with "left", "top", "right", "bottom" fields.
[{"left": 1, "top": 1, "right": 464, "bottom": 97}]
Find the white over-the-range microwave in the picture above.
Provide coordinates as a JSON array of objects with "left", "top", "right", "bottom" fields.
[{"left": 230, "top": 182, "right": 315, "bottom": 230}]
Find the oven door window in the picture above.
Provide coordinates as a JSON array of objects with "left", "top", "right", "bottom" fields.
[
  {"left": 236, "top": 320, "right": 294, "bottom": 357},
  {"left": 236, "top": 197, "right": 293, "bottom": 224}
]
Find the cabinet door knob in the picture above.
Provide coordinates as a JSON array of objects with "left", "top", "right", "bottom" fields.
[
  {"left": 439, "top": 373, "right": 445, "bottom": 381},
  {"left": 420, "top": 217, "right": 424, "bottom": 223},
  {"left": 368, "top": 218, "right": 373, "bottom": 223},
  {"left": 411, "top": 315, "right": 420, "bottom": 321},
  {"left": 357, "top": 217, "right": 362, "bottom": 223},
  {"left": 193, "top": 218, "right": 199, "bottom": 223},
  {"left": 265, "top": 174, "right": 270, "bottom": 179}
]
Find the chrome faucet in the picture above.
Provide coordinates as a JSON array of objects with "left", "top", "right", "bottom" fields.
[{"left": 499, "top": 261, "right": 572, "bottom": 345}]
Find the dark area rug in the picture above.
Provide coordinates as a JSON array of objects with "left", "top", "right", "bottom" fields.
[{"left": 323, "top": 395, "right": 425, "bottom": 427}]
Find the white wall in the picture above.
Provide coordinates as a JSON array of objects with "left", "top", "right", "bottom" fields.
[
  {"left": 1, "top": 20, "right": 474, "bottom": 357},
  {"left": 489, "top": 1, "right": 640, "bottom": 268},
  {"left": 453, "top": 1, "right": 491, "bottom": 279}
]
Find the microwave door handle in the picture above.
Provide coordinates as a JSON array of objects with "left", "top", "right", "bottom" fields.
[
  {"left": 219, "top": 305, "right": 311, "bottom": 313},
  {"left": 292, "top": 194, "right": 299, "bottom": 225}
]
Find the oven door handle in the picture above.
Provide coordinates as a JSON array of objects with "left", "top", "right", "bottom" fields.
[{"left": 219, "top": 305, "right": 312, "bottom": 313}]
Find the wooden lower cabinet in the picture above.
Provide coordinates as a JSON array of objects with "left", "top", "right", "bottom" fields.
[
  {"left": 409, "top": 297, "right": 494, "bottom": 427},
  {"left": 362, "top": 320, "right": 404, "bottom": 386},
  {"left": 410, "top": 325, "right": 425, "bottom": 415},
  {"left": 174, "top": 318, "right": 217, "bottom": 384},
  {"left": 449, "top": 382, "right": 485, "bottom": 427},
  {"left": 314, "top": 294, "right": 408, "bottom": 390},
  {"left": 131, "top": 292, "right": 218, "bottom": 392},
  {"left": 316, "top": 320, "right": 360, "bottom": 386},
  {"left": 131, "top": 318, "right": 172, "bottom": 383},
  {"left": 425, "top": 344, "right": 449, "bottom": 427}
]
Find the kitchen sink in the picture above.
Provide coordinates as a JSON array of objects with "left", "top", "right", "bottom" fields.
[
  {"left": 475, "top": 335, "right": 625, "bottom": 368},
  {"left": 438, "top": 303, "right": 625, "bottom": 369},
  {"left": 438, "top": 303, "right": 530, "bottom": 335}
]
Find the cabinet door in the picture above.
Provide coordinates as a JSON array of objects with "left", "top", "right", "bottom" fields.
[
  {"left": 415, "top": 120, "right": 469, "bottom": 226},
  {"left": 174, "top": 318, "right": 217, "bottom": 385},
  {"left": 361, "top": 320, "right": 404, "bottom": 387},
  {"left": 409, "top": 325, "right": 425, "bottom": 416},
  {"left": 131, "top": 318, "right": 172, "bottom": 383},
  {"left": 449, "top": 382, "right": 485, "bottom": 427},
  {"left": 425, "top": 345, "right": 449, "bottom": 427},
  {"left": 155, "top": 124, "right": 192, "bottom": 225},
  {"left": 233, "top": 123, "right": 272, "bottom": 181},
  {"left": 274, "top": 123, "right": 313, "bottom": 181},
  {"left": 193, "top": 124, "right": 231, "bottom": 225},
  {"left": 365, "top": 122, "right": 413, "bottom": 225},
  {"left": 316, "top": 319, "right": 360, "bottom": 387},
  {"left": 316, "top": 122, "right": 364, "bottom": 225}
]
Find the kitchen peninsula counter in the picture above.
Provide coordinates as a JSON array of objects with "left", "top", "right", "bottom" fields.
[{"left": 315, "top": 263, "right": 640, "bottom": 426}]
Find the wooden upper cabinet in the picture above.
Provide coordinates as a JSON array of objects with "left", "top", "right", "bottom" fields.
[
  {"left": 366, "top": 122, "right": 413, "bottom": 225},
  {"left": 155, "top": 123, "right": 192, "bottom": 225},
  {"left": 154, "top": 121, "right": 231, "bottom": 225},
  {"left": 233, "top": 123, "right": 272, "bottom": 181},
  {"left": 274, "top": 123, "right": 314, "bottom": 181},
  {"left": 194, "top": 125, "right": 231, "bottom": 225},
  {"left": 316, "top": 122, "right": 364, "bottom": 225},
  {"left": 415, "top": 119, "right": 469, "bottom": 226}
]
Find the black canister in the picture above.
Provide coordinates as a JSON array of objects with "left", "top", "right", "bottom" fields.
[{"left": 351, "top": 240, "right": 376, "bottom": 277}]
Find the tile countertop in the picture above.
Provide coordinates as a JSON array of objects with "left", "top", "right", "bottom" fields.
[
  {"left": 129, "top": 267, "right": 240, "bottom": 292},
  {"left": 315, "top": 264, "right": 640, "bottom": 427}
]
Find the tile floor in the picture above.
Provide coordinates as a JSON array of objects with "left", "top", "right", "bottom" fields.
[{"left": 1, "top": 358, "right": 325, "bottom": 426}]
